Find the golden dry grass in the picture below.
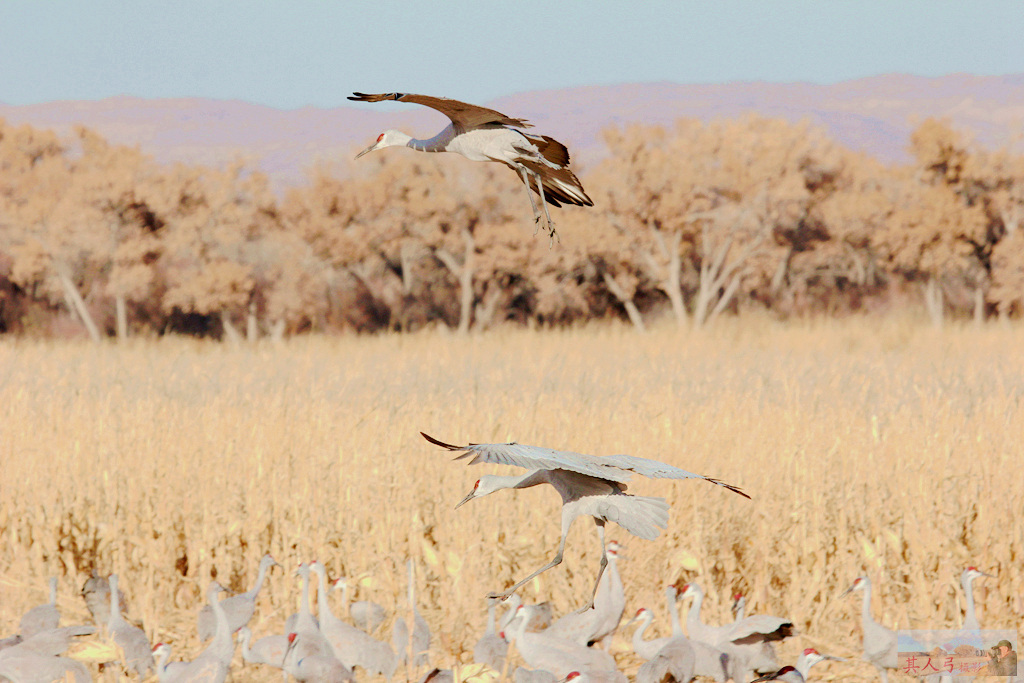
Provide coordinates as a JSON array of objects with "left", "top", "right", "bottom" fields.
[{"left": 1, "top": 316, "right": 1022, "bottom": 681}]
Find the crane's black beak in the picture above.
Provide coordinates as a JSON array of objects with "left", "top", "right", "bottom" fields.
[
  {"left": 355, "top": 142, "right": 379, "bottom": 159},
  {"left": 455, "top": 490, "right": 476, "bottom": 509}
]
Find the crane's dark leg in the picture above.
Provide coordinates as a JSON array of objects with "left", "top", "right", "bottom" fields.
[
  {"left": 530, "top": 169, "right": 559, "bottom": 244},
  {"left": 488, "top": 509, "right": 573, "bottom": 600},
  {"left": 573, "top": 519, "right": 607, "bottom": 614},
  {"left": 517, "top": 166, "right": 544, "bottom": 231}
]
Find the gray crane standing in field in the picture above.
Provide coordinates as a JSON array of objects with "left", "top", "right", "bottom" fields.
[
  {"left": 959, "top": 566, "right": 995, "bottom": 631},
  {"left": 543, "top": 540, "right": 625, "bottom": 647},
  {"left": 840, "top": 576, "right": 897, "bottom": 683},
  {"left": 283, "top": 631, "right": 355, "bottom": 683},
  {"left": 107, "top": 573, "right": 155, "bottom": 678},
  {"left": 0, "top": 647, "right": 91, "bottom": 683},
  {"left": 625, "top": 607, "right": 668, "bottom": 660},
  {"left": 423, "top": 432, "right": 749, "bottom": 609},
  {"left": 19, "top": 577, "right": 60, "bottom": 637},
  {"left": 473, "top": 597, "right": 508, "bottom": 671},
  {"left": 288, "top": 563, "right": 334, "bottom": 661},
  {"left": 504, "top": 605, "right": 618, "bottom": 678},
  {"left": 197, "top": 553, "right": 280, "bottom": 641},
  {"left": 950, "top": 568, "right": 997, "bottom": 683},
  {"left": 332, "top": 576, "right": 387, "bottom": 635},
  {"left": 679, "top": 582, "right": 793, "bottom": 682},
  {"left": 197, "top": 580, "right": 235, "bottom": 669},
  {"left": 393, "top": 560, "right": 431, "bottom": 673},
  {"left": 81, "top": 571, "right": 127, "bottom": 628},
  {"left": 348, "top": 92, "right": 593, "bottom": 241},
  {"left": 310, "top": 561, "right": 398, "bottom": 680},
  {"left": 153, "top": 614, "right": 230, "bottom": 683},
  {"left": 626, "top": 590, "right": 700, "bottom": 683},
  {"left": 238, "top": 627, "right": 289, "bottom": 670}
]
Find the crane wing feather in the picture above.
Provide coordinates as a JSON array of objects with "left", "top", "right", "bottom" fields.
[
  {"left": 602, "top": 454, "right": 750, "bottom": 498},
  {"left": 421, "top": 433, "right": 748, "bottom": 498},
  {"left": 348, "top": 92, "right": 532, "bottom": 130},
  {"left": 421, "top": 433, "right": 630, "bottom": 482}
]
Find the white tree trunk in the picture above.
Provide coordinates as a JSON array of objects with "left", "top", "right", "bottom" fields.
[
  {"left": 56, "top": 267, "right": 101, "bottom": 342},
  {"left": 246, "top": 301, "right": 259, "bottom": 341},
  {"left": 973, "top": 286, "right": 985, "bottom": 326},
  {"left": 601, "top": 271, "right": 646, "bottom": 331},
  {"left": 435, "top": 228, "right": 476, "bottom": 334},
  {"left": 115, "top": 294, "right": 128, "bottom": 339},
  {"left": 923, "top": 277, "right": 944, "bottom": 328},
  {"left": 221, "top": 311, "right": 242, "bottom": 344}
]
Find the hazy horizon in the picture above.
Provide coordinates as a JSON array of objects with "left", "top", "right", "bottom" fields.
[{"left": 2, "top": 1, "right": 1023, "bottom": 109}]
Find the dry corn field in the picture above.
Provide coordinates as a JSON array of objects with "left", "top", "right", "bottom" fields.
[{"left": 1, "top": 317, "right": 1023, "bottom": 682}]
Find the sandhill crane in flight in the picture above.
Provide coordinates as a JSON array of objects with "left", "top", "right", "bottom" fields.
[
  {"left": 348, "top": 92, "right": 593, "bottom": 241},
  {"left": 422, "top": 432, "right": 748, "bottom": 609}
]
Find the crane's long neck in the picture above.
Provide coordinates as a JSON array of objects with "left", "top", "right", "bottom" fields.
[
  {"left": 339, "top": 581, "right": 351, "bottom": 612},
  {"left": 300, "top": 569, "right": 312, "bottom": 617},
  {"left": 407, "top": 124, "right": 457, "bottom": 153},
  {"left": 632, "top": 614, "right": 653, "bottom": 652},
  {"left": 489, "top": 470, "right": 550, "bottom": 493},
  {"left": 247, "top": 561, "right": 269, "bottom": 599},
  {"left": 861, "top": 583, "right": 875, "bottom": 627},
  {"left": 485, "top": 601, "right": 496, "bottom": 636},
  {"left": 48, "top": 577, "right": 57, "bottom": 606},
  {"left": 668, "top": 591, "right": 684, "bottom": 637},
  {"left": 211, "top": 588, "right": 230, "bottom": 650},
  {"left": 407, "top": 560, "right": 416, "bottom": 614},
  {"left": 107, "top": 575, "right": 120, "bottom": 631},
  {"left": 963, "top": 576, "right": 977, "bottom": 627},
  {"left": 684, "top": 589, "right": 703, "bottom": 636},
  {"left": 796, "top": 653, "right": 810, "bottom": 679},
  {"left": 239, "top": 630, "right": 252, "bottom": 660},
  {"left": 314, "top": 569, "right": 335, "bottom": 622},
  {"left": 155, "top": 647, "right": 169, "bottom": 676}
]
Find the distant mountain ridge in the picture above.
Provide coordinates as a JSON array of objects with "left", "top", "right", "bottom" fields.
[{"left": 2, "top": 73, "right": 1022, "bottom": 189}]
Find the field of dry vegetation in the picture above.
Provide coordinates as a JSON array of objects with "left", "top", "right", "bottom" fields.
[{"left": 1, "top": 318, "right": 1022, "bottom": 681}]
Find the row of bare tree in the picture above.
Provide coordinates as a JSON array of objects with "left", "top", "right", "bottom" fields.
[{"left": 1, "top": 114, "right": 1022, "bottom": 339}]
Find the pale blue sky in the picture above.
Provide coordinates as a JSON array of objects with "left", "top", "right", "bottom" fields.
[{"left": 1, "top": 1, "right": 1022, "bottom": 109}]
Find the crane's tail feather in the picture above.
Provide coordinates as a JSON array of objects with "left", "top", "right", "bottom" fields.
[
  {"left": 515, "top": 161, "right": 593, "bottom": 208},
  {"left": 598, "top": 495, "right": 669, "bottom": 541}
]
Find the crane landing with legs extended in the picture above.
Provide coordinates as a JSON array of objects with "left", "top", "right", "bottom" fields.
[
  {"left": 423, "top": 432, "right": 749, "bottom": 610},
  {"left": 348, "top": 92, "right": 593, "bottom": 242}
]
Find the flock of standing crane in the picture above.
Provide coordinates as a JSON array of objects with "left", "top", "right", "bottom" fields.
[
  {"left": 0, "top": 431, "right": 1014, "bottom": 683},
  {"left": 5, "top": 431, "right": 1008, "bottom": 682}
]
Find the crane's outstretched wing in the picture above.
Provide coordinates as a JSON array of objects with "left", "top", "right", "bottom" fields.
[
  {"left": 421, "top": 433, "right": 749, "bottom": 499},
  {"left": 348, "top": 92, "right": 532, "bottom": 130},
  {"left": 421, "top": 432, "right": 630, "bottom": 483},
  {"left": 601, "top": 454, "right": 750, "bottom": 498}
]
